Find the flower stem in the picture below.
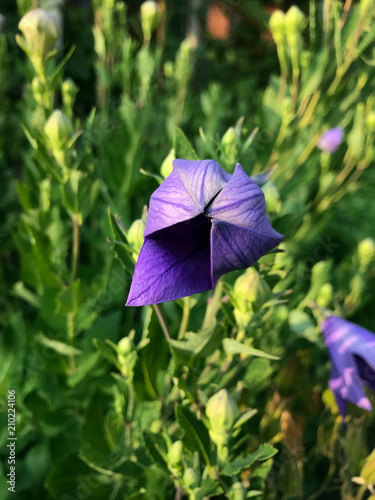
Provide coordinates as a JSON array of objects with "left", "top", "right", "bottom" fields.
[
  {"left": 178, "top": 297, "right": 190, "bottom": 339},
  {"left": 152, "top": 304, "right": 171, "bottom": 341},
  {"left": 67, "top": 312, "right": 76, "bottom": 373},
  {"left": 71, "top": 218, "right": 81, "bottom": 283}
]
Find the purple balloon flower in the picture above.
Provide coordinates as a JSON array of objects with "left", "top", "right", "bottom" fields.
[
  {"left": 322, "top": 315, "right": 375, "bottom": 418},
  {"left": 317, "top": 127, "right": 344, "bottom": 153},
  {"left": 126, "top": 160, "right": 283, "bottom": 306}
]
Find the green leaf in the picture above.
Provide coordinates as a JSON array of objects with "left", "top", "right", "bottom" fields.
[
  {"left": 143, "top": 431, "right": 169, "bottom": 472},
  {"left": 176, "top": 405, "right": 211, "bottom": 466},
  {"left": 108, "top": 208, "right": 135, "bottom": 273},
  {"left": 223, "top": 338, "right": 280, "bottom": 360},
  {"left": 169, "top": 325, "right": 222, "bottom": 366},
  {"left": 56, "top": 281, "right": 80, "bottom": 315},
  {"left": 93, "top": 338, "right": 121, "bottom": 369},
  {"left": 221, "top": 444, "right": 277, "bottom": 476},
  {"left": 35, "top": 332, "right": 81, "bottom": 356},
  {"left": 173, "top": 127, "right": 199, "bottom": 160}
]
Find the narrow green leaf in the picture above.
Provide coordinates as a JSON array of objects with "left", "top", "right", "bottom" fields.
[
  {"left": 35, "top": 332, "right": 81, "bottom": 356},
  {"left": 223, "top": 338, "right": 280, "bottom": 360},
  {"left": 173, "top": 127, "right": 199, "bottom": 160},
  {"left": 221, "top": 444, "right": 277, "bottom": 476},
  {"left": 176, "top": 405, "right": 211, "bottom": 466}
]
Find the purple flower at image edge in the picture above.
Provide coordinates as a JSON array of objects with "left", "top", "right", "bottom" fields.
[
  {"left": 317, "top": 127, "right": 344, "bottom": 153},
  {"left": 322, "top": 315, "right": 375, "bottom": 418},
  {"left": 126, "top": 160, "right": 284, "bottom": 306}
]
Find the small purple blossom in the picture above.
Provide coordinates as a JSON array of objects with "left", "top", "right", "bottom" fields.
[
  {"left": 317, "top": 127, "right": 344, "bottom": 153},
  {"left": 322, "top": 315, "right": 375, "bottom": 418},
  {"left": 126, "top": 160, "right": 283, "bottom": 306}
]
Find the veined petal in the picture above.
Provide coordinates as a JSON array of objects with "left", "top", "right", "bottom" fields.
[
  {"left": 127, "top": 216, "right": 212, "bottom": 306},
  {"left": 207, "top": 163, "right": 283, "bottom": 242},
  {"left": 210, "top": 219, "right": 283, "bottom": 284},
  {"left": 174, "top": 159, "right": 231, "bottom": 209},
  {"left": 144, "top": 168, "right": 202, "bottom": 237}
]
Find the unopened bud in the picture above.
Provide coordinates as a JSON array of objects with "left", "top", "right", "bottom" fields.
[
  {"left": 221, "top": 127, "right": 237, "bottom": 159},
  {"left": 127, "top": 218, "right": 146, "bottom": 258},
  {"left": 62, "top": 78, "right": 78, "bottom": 110},
  {"left": 234, "top": 268, "right": 271, "bottom": 311},
  {"left": 285, "top": 6, "right": 306, "bottom": 32},
  {"left": 167, "top": 440, "right": 183, "bottom": 467},
  {"left": 360, "top": 0, "right": 374, "bottom": 18},
  {"left": 228, "top": 482, "right": 247, "bottom": 500},
  {"left": 316, "top": 282, "right": 333, "bottom": 307},
  {"left": 269, "top": 10, "right": 285, "bottom": 42},
  {"left": 31, "top": 76, "right": 45, "bottom": 106},
  {"left": 206, "top": 389, "right": 239, "bottom": 436},
  {"left": 366, "top": 111, "right": 375, "bottom": 131},
  {"left": 263, "top": 181, "right": 281, "bottom": 213},
  {"left": 44, "top": 110, "right": 73, "bottom": 151},
  {"left": 183, "top": 468, "right": 199, "bottom": 490},
  {"left": 161, "top": 148, "right": 175, "bottom": 178},
  {"left": 140, "top": 1, "right": 158, "bottom": 43},
  {"left": 118, "top": 336, "right": 134, "bottom": 357},
  {"left": 358, "top": 238, "right": 375, "bottom": 269},
  {"left": 164, "top": 61, "right": 173, "bottom": 78},
  {"left": 18, "top": 9, "right": 59, "bottom": 57}
]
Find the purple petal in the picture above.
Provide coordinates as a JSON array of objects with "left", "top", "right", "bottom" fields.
[
  {"left": 317, "top": 127, "right": 344, "bottom": 153},
  {"left": 329, "top": 366, "right": 347, "bottom": 417},
  {"left": 322, "top": 316, "right": 374, "bottom": 416},
  {"left": 354, "top": 355, "right": 375, "bottom": 391},
  {"left": 144, "top": 159, "right": 230, "bottom": 237},
  {"left": 210, "top": 219, "right": 283, "bottom": 284},
  {"left": 207, "top": 163, "right": 284, "bottom": 242},
  {"left": 174, "top": 159, "right": 231, "bottom": 209},
  {"left": 126, "top": 216, "right": 212, "bottom": 306},
  {"left": 144, "top": 168, "right": 202, "bottom": 237}
]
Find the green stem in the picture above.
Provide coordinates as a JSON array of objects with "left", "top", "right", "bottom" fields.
[
  {"left": 178, "top": 297, "right": 190, "bottom": 339},
  {"left": 71, "top": 218, "right": 81, "bottom": 283},
  {"left": 67, "top": 312, "right": 76, "bottom": 373},
  {"left": 202, "top": 281, "right": 223, "bottom": 330},
  {"left": 152, "top": 304, "right": 171, "bottom": 341}
]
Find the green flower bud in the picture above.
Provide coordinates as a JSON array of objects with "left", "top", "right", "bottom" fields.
[
  {"left": 160, "top": 148, "right": 175, "bottom": 178},
  {"left": 31, "top": 76, "right": 45, "bottom": 106},
  {"left": 118, "top": 336, "right": 134, "bottom": 357},
  {"left": 62, "top": 78, "right": 78, "bottom": 111},
  {"left": 269, "top": 10, "right": 285, "bottom": 42},
  {"left": 301, "top": 50, "right": 312, "bottom": 68},
  {"left": 164, "top": 61, "right": 174, "bottom": 78},
  {"left": 167, "top": 440, "right": 183, "bottom": 467},
  {"left": 263, "top": 181, "right": 281, "bottom": 213},
  {"left": 284, "top": 6, "right": 306, "bottom": 32},
  {"left": 44, "top": 110, "right": 73, "bottom": 151},
  {"left": 140, "top": 1, "right": 158, "bottom": 43},
  {"left": 358, "top": 238, "right": 375, "bottom": 269},
  {"left": 233, "top": 268, "right": 271, "bottom": 311},
  {"left": 221, "top": 127, "right": 238, "bottom": 159},
  {"left": 366, "top": 111, "right": 375, "bottom": 131},
  {"left": 228, "top": 482, "right": 247, "bottom": 500},
  {"left": 18, "top": 8, "right": 59, "bottom": 57},
  {"left": 127, "top": 218, "right": 146, "bottom": 259},
  {"left": 183, "top": 468, "right": 199, "bottom": 490},
  {"left": 316, "top": 282, "right": 333, "bottom": 308},
  {"left": 360, "top": 0, "right": 374, "bottom": 18},
  {"left": 206, "top": 389, "right": 239, "bottom": 436}
]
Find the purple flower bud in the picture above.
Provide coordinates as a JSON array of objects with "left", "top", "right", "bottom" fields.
[
  {"left": 322, "top": 316, "right": 375, "bottom": 418},
  {"left": 126, "top": 160, "right": 283, "bottom": 306},
  {"left": 317, "top": 127, "right": 344, "bottom": 153}
]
